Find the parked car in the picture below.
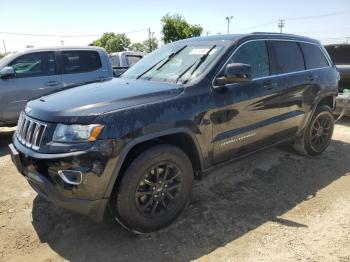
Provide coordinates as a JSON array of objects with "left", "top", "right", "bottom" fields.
[
  {"left": 109, "top": 51, "right": 145, "bottom": 77},
  {"left": 324, "top": 44, "right": 350, "bottom": 115},
  {"left": 0, "top": 46, "right": 113, "bottom": 127},
  {"left": 9, "top": 33, "right": 338, "bottom": 233}
]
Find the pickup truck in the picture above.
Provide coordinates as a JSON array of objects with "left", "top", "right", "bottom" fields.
[
  {"left": 109, "top": 51, "right": 145, "bottom": 77},
  {"left": 324, "top": 44, "right": 350, "bottom": 115},
  {"left": 9, "top": 33, "right": 338, "bottom": 233},
  {"left": 0, "top": 46, "right": 113, "bottom": 127}
]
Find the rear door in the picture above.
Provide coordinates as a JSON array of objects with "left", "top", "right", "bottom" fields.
[
  {"left": 268, "top": 40, "right": 327, "bottom": 137},
  {"left": 212, "top": 40, "right": 283, "bottom": 163},
  {"left": 0, "top": 51, "right": 61, "bottom": 123},
  {"left": 60, "top": 50, "right": 107, "bottom": 88}
]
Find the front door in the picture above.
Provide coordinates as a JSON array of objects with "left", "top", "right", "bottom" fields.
[
  {"left": 212, "top": 40, "right": 283, "bottom": 163},
  {"left": 0, "top": 51, "right": 61, "bottom": 124}
]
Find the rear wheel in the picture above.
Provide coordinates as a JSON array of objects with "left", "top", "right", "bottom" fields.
[
  {"left": 294, "top": 105, "right": 334, "bottom": 156},
  {"left": 110, "top": 144, "right": 193, "bottom": 233}
]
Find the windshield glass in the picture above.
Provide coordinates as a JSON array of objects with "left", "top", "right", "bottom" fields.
[
  {"left": 0, "top": 52, "right": 18, "bottom": 68},
  {"left": 121, "top": 43, "right": 223, "bottom": 84}
]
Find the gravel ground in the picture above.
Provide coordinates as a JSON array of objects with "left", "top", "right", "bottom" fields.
[{"left": 0, "top": 118, "right": 350, "bottom": 262}]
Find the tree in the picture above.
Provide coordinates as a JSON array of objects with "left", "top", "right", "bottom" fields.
[
  {"left": 91, "top": 33, "right": 131, "bottom": 53},
  {"left": 129, "top": 38, "right": 158, "bottom": 53},
  {"left": 142, "top": 38, "right": 158, "bottom": 52},
  {"left": 130, "top": 42, "right": 146, "bottom": 52},
  {"left": 0, "top": 53, "right": 4, "bottom": 59},
  {"left": 161, "top": 13, "right": 203, "bottom": 44}
]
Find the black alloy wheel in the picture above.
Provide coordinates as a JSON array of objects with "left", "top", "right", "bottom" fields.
[{"left": 135, "top": 162, "right": 183, "bottom": 218}]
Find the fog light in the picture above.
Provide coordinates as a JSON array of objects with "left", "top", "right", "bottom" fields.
[{"left": 58, "top": 170, "right": 82, "bottom": 185}]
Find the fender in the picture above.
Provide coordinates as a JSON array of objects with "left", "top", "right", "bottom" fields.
[
  {"left": 299, "top": 91, "right": 337, "bottom": 135},
  {"left": 103, "top": 127, "right": 204, "bottom": 198}
]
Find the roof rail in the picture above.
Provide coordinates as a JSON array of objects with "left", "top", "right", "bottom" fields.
[{"left": 251, "top": 32, "right": 298, "bottom": 36}]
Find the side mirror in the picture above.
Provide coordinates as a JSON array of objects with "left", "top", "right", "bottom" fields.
[
  {"left": 0, "top": 66, "right": 16, "bottom": 79},
  {"left": 214, "top": 63, "right": 252, "bottom": 87}
]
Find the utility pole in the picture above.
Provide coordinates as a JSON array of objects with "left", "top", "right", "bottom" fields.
[
  {"left": 2, "top": 39, "right": 6, "bottom": 54},
  {"left": 226, "top": 16, "right": 233, "bottom": 34},
  {"left": 206, "top": 31, "right": 210, "bottom": 36},
  {"left": 278, "top": 19, "right": 285, "bottom": 33},
  {"left": 148, "top": 28, "right": 151, "bottom": 52}
]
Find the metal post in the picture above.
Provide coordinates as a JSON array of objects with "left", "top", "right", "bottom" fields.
[
  {"left": 226, "top": 16, "right": 233, "bottom": 34},
  {"left": 3, "top": 39, "right": 6, "bottom": 54},
  {"left": 278, "top": 19, "right": 285, "bottom": 33}
]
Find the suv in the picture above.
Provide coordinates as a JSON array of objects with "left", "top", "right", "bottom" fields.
[
  {"left": 324, "top": 44, "right": 350, "bottom": 115},
  {"left": 9, "top": 33, "right": 338, "bottom": 233},
  {"left": 0, "top": 46, "right": 113, "bottom": 127}
]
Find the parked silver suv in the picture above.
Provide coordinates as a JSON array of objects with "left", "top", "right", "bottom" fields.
[{"left": 0, "top": 46, "right": 113, "bottom": 127}]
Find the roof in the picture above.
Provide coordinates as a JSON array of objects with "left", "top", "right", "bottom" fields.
[
  {"left": 182, "top": 32, "right": 320, "bottom": 45},
  {"left": 13, "top": 46, "right": 106, "bottom": 55}
]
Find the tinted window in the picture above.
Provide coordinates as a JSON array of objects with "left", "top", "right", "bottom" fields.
[
  {"left": 228, "top": 41, "right": 270, "bottom": 79},
  {"left": 9, "top": 52, "right": 56, "bottom": 78},
  {"left": 125, "top": 55, "right": 143, "bottom": 66},
  {"left": 270, "top": 41, "right": 305, "bottom": 74},
  {"left": 300, "top": 43, "right": 329, "bottom": 69},
  {"left": 109, "top": 54, "right": 120, "bottom": 67},
  {"left": 325, "top": 45, "right": 350, "bottom": 65},
  {"left": 62, "top": 51, "right": 101, "bottom": 74}
]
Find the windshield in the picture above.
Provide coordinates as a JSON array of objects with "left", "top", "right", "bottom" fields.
[
  {"left": 0, "top": 52, "right": 18, "bottom": 68},
  {"left": 121, "top": 43, "right": 223, "bottom": 84}
]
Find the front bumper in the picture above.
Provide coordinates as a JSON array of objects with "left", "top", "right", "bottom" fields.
[{"left": 9, "top": 138, "right": 119, "bottom": 221}]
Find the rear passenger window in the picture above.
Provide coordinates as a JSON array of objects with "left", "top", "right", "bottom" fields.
[
  {"left": 300, "top": 43, "right": 329, "bottom": 69},
  {"left": 228, "top": 41, "right": 270, "bottom": 79},
  {"left": 62, "top": 51, "right": 102, "bottom": 74},
  {"left": 269, "top": 41, "right": 305, "bottom": 74}
]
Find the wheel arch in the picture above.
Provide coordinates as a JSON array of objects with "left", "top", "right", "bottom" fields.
[{"left": 103, "top": 128, "right": 204, "bottom": 198}]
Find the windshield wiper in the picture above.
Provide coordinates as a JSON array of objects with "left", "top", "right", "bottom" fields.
[
  {"left": 156, "top": 45, "right": 187, "bottom": 71},
  {"left": 136, "top": 45, "right": 187, "bottom": 80},
  {"left": 175, "top": 45, "right": 216, "bottom": 84},
  {"left": 136, "top": 57, "right": 167, "bottom": 79}
]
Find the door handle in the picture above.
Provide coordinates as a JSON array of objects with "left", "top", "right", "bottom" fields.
[
  {"left": 307, "top": 74, "right": 317, "bottom": 81},
  {"left": 45, "top": 81, "right": 60, "bottom": 87},
  {"left": 263, "top": 82, "right": 277, "bottom": 90}
]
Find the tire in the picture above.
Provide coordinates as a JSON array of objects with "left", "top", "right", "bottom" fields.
[
  {"left": 110, "top": 144, "right": 194, "bottom": 233},
  {"left": 294, "top": 105, "right": 334, "bottom": 156}
]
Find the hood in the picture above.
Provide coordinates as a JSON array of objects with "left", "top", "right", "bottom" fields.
[{"left": 26, "top": 78, "right": 183, "bottom": 123}]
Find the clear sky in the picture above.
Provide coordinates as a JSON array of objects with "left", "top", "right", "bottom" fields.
[{"left": 1, "top": 0, "right": 350, "bottom": 52}]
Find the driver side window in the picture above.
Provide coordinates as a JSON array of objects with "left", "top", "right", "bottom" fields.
[
  {"left": 227, "top": 41, "right": 270, "bottom": 79},
  {"left": 9, "top": 52, "right": 56, "bottom": 78}
]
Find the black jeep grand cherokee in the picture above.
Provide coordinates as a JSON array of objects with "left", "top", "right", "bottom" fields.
[{"left": 9, "top": 33, "right": 338, "bottom": 233}]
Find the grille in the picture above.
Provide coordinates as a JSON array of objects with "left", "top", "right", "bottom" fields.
[{"left": 16, "top": 112, "right": 47, "bottom": 150}]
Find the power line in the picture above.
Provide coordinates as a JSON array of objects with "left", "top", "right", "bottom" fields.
[
  {"left": 285, "top": 10, "right": 350, "bottom": 21},
  {"left": 0, "top": 28, "right": 150, "bottom": 38},
  {"left": 226, "top": 10, "right": 350, "bottom": 33}
]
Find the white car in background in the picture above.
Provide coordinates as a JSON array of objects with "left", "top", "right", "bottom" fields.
[{"left": 109, "top": 51, "right": 146, "bottom": 77}]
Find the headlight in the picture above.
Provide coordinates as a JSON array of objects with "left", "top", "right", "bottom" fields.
[{"left": 53, "top": 124, "right": 104, "bottom": 143}]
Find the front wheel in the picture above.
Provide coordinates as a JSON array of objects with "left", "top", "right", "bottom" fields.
[
  {"left": 294, "top": 105, "right": 334, "bottom": 156},
  {"left": 110, "top": 144, "right": 193, "bottom": 233}
]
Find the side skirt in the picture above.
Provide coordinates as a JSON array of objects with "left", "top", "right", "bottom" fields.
[{"left": 199, "top": 136, "right": 297, "bottom": 178}]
